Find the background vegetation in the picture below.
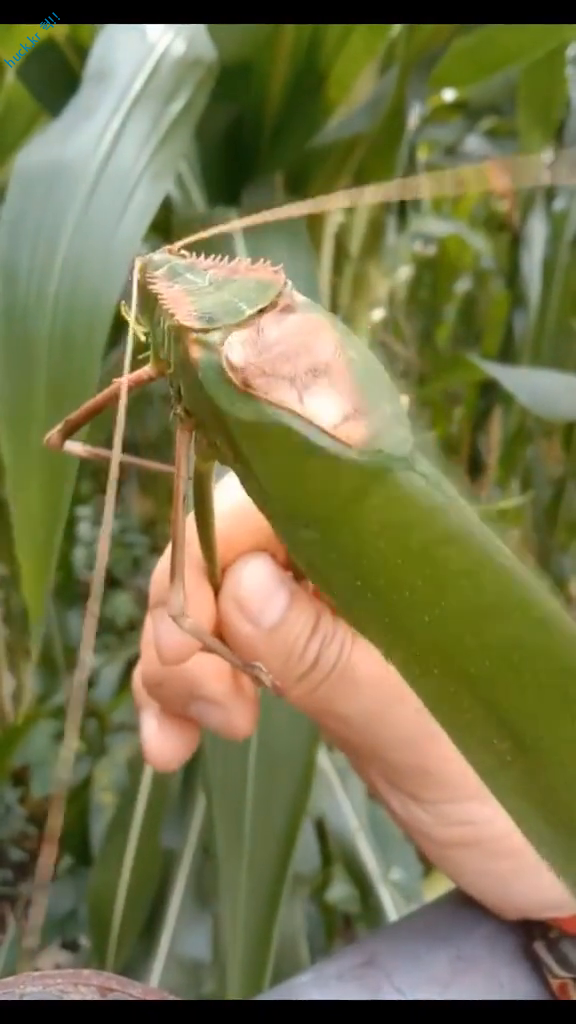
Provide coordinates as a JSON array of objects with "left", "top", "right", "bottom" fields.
[{"left": 1, "top": 23, "right": 576, "bottom": 998}]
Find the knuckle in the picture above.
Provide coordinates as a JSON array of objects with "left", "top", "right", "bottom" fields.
[{"left": 288, "top": 602, "right": 354, "bottom": 701}]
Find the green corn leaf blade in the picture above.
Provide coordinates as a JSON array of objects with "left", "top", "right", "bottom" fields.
[
  {"left": 310, "top": 67, "right": 400, "bottom": 149},
  {"left": 89, "top": 731, "right": 140, "bottom": 856},
  {"left": 0, "top": 25, "right": 41, "bottom": 59},
  {"left": 0, "top": 711, "right": 42, "bottom": 781},
  {"left": 93, "top": 760, "right": 212, "bottom": 998},
  {"left": 470, "top": 355, "right": 576, "bottom": 422},
  {"left": 314, "top": 24, "right": 394, "bottom": 113},
  {"left": 269, "top": 819, "right": 321, "bottom": 986},
  {"left": 517, "top": 44, "right": 568, "bottom": 153},
  {"left": 408, "top": 213, "right": 496, "bottom": 263},
  {"left": 87, "top": 757, "right": 174, "bottom": 973},
  {"left": 430, "top": 24, "right": 575, "bottom": 91},
  {"left": 0, "top": 78, "right": 47, "bottom": 175},
  {"left": 520, "top": 193, "right": 549, "bottom": 335},
  {"left": 310, "top": 25, "right": 456, "bottom": 151},
  {"left": 208, "top": 25, "right": 274, "bottom": 65},
  {"left": 65, "top": 25, "right": 100, "bottom": 52},
  {"left": 268, "top": 874, "right": 313, "bottom": 987},
  {"left": 0, "top": 912, "right": 19, "bottom": 979},
  {"left": 202, "top": 691, "right": 318, "bottom": 999},
  {"left": 145, "top": 877, "right": 215, "bottom": 999},
  {"left": 531, "top": 193, "right": 576, "bottom": 368},
  {"left": 311, "top": 746, "right": 417, "bottom": 925},
  {"left": 15, "top": 36, "right": 81, "bottom": 117},
  {"left": 145, "top": 764, "right": 208, "bottom": 996},
  {"left": 403, "top": 23, "right": 461, "bottom": 64},
  {"left": 366, "top": 798, "right": 424, "bottom": 912},
  {"left": 0, "top": 23, "right": 218, "bottom": 647},
  {"left": 343, "top": 24, "right": 461, "bottom": 187}
]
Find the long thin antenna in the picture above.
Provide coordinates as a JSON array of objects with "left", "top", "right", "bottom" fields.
[
  {"left": 20, "top": 262, "right": 142, "bottom": 965},
  {"left": 173, "top": 147, "right": 576, "bottom": 249}
]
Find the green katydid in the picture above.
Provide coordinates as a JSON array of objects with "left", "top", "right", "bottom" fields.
[{"left": 27, "top": 146, "right": 576, "bottom": 956}]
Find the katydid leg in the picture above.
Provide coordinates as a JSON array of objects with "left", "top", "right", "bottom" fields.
[
  {"left": 119, "top": 300, "right": 148, "bottom": 344},
  {"left": 55, "top": 439, "right": 174, "bottom": 475},
  {"left": 166, "top": 421, "right": 276, "bottom": 690},
  {"left": 43, "top": 363, "right": 174, "bottom": 475},
  {"left": 193, "top": 432, "right": 220, "bottom": 593},
  {"left": 44, "top": 364, "right": 162, "bottom": 450}
]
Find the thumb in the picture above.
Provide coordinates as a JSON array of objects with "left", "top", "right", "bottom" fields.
[{"left": 218, "top": 551, "right": 384, "bottom": 729}]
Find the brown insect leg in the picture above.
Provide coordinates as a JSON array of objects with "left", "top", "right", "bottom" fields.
[
  {"left": 193, "top": 432, "right": 220, "bottom": 594},
  {"left": 166, "top": 420, "right": 277, "bottom": 691},
  {"left": 44, "top": 363, "right": 161, "bottom": 448},
  {"left": 43, "top": 363, "right": 174, "bottom": 475},
  {"left": 58, "top": 440, "right": 174, "bottom": 476}
]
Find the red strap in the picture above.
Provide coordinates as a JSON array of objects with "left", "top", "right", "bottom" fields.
[
  {"left": 547, "top": 915, "right": 576, "bottom": 936},
  {"left": 529, "top": 920, "right": 576, "bottom": 1000}
]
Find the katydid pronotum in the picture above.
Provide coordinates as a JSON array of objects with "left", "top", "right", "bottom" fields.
[{"left": 22, "top": 146, "right": 576, "bottom": 961}]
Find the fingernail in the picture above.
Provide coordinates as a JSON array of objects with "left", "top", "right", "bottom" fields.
[
  {"left": 187, "top": 698, "right": 227, "bottom": 731},
  {"left": 233, "top": 553, "right": 292, "bottom": 629}
]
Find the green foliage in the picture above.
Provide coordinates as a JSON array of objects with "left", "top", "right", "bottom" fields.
[
  {"left": 88, "top": 759, "right": 174, "bottom": 971},
  {"left": 202, "top": 695, "right": 318, "bottom": 998},
  {"left": 470, "top": 357, "right": 576, "bottom": 422},
  {"left": 430, "top": 24, "right": 575, "bottom": 90},
  {"left": 0, "top": 24, "right": 218, "bottom": 641},
  {"left": 0, "top": 22, "right": 576, "bottom": 998}
]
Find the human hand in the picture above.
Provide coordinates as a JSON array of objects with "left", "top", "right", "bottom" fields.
[{"left": 133, "top": 471, "right": 576, "bottom": 923}]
